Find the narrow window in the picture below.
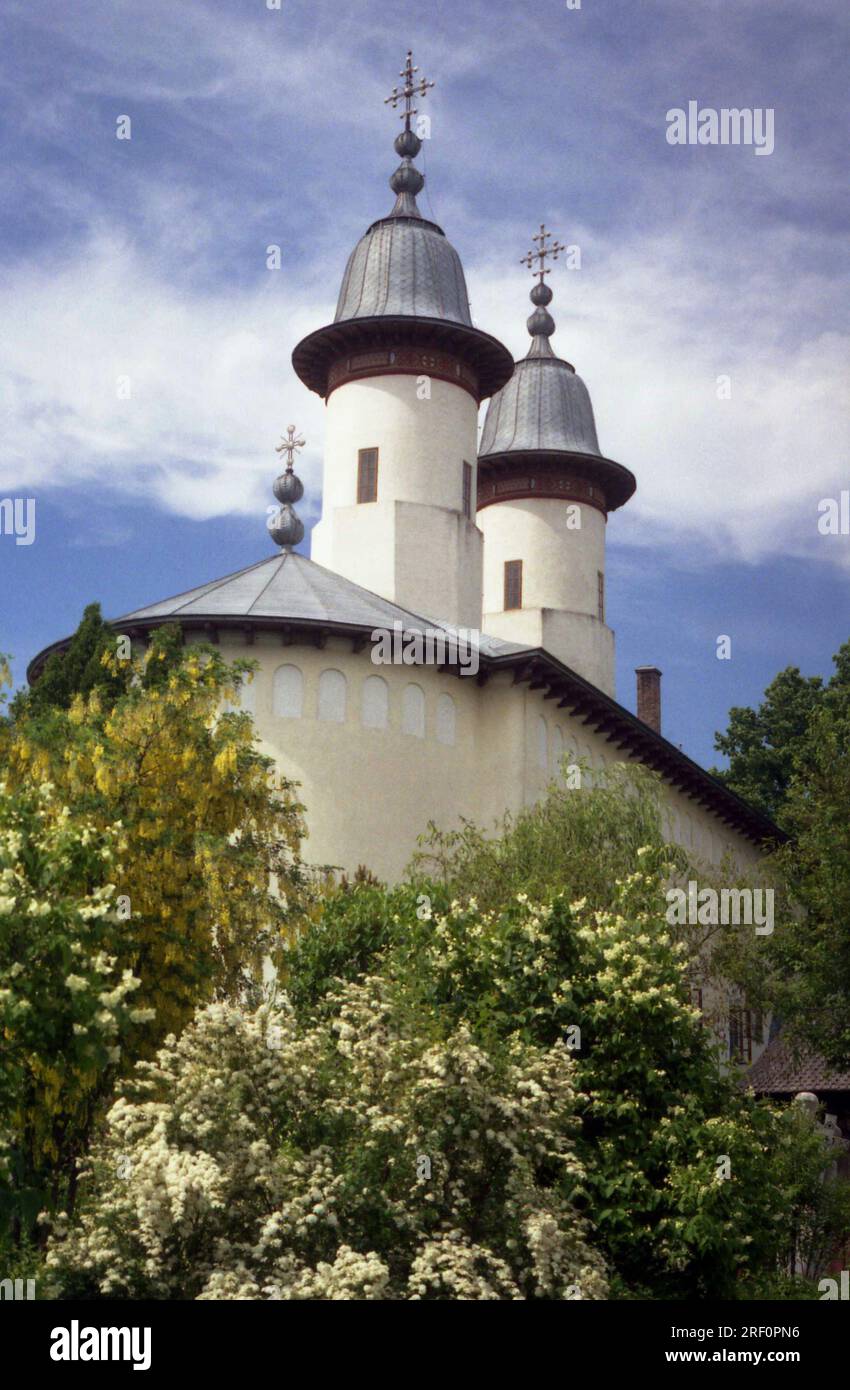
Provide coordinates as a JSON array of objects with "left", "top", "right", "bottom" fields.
[
  {"left": 357, "top": 448, "right": 378, "bottom": 503},
  {"left": 597, "top": 570, "right": 605, "bottom": 621},
  {"left": 462, "top": 461, "right": 473, "bottom": 520},
  {"left": 436, "top": 693, "right": 456, "bottom": 746},
  {"left": 402, "top": 683, "right": 425, "bottom": 739},
  {"left": 537, "top": 716, "right": 548, "bottom": 771},
  {"left": 729, "top": 1008, "right": 752, "bottom": 1064},
  {"left": 504, "top": 559, "right": 522, "bottom": 610}
]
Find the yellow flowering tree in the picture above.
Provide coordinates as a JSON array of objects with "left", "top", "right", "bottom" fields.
[{"left": 0, "top": 627, "right": 306, "bottom": 1231}]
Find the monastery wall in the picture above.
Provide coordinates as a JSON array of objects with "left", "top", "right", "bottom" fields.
[{"left": 202, "top": 633, "right": 763, "bottom": 883}]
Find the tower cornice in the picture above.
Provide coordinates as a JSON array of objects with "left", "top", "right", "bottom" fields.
[{"left": 292, "top": 314, "right": 514, "bottom": 402}]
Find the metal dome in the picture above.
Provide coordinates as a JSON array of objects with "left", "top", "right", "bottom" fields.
[
  {"left": 479, "top": 354, "right": 602, "bottom": 458},
  {"left": 334, "top": 215, "right": 473, "bottom": 326}
]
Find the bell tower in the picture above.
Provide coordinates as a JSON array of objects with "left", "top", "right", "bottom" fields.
[
  {"left": 477, "top": 227, "right": 636, "bottom": 696},
  {"left": 292, "top": 51, "right": 513, "bottom": 629}
]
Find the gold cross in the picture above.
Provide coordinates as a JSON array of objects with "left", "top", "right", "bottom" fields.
[
  {"left": 521, "top": 224, "right": 566, "bottom": 282},
  {"left": 275, "top": 424, "right": 305, "bottom": 470},
  {"left": 384, "top": 49, "right": 435, "bottom": 129}
]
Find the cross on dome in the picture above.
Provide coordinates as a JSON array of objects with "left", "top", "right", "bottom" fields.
[
  {"left": 521, "top": 224, "right": 566, "bottom": 283},
  {"left": 275, "top": 424, "right": 305, "bottom": 472},
  {"left": 384, "top": 49, "right": 435, "bottom": 131}
]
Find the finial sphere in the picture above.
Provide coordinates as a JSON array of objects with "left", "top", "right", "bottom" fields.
[
  {"left": 273, "top": 470, "right": 305, "bottom": 504},
  {"left": 390, "top": 161, "right": 425, "bottom": 196},
  {"left": 527, "top": 306, "right": 555, "bottom": 338},
  {"left": 268, "top": 504, "right": 305, "bottom": 549},
  {"left": 395, "top": 129, "right": 421, "bottom": 158},
  {"left": 530, "top": 282, "right": 553, "bottom": 306}
]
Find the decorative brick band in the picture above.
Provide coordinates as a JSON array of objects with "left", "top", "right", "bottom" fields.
[
  {"left": 476, "top": 470, "right": 609, "bottom": 516},
  {"left": 327, "top": 345, "right": 479, "bottom": 400}
]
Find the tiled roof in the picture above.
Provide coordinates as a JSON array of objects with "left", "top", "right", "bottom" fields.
[{"left": 746, "top": 1036, "right": 850, "bottom": 1093}]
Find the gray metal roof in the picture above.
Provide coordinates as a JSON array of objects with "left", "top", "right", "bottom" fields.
[
  {"left": 335, "top": 215, "right": 473, "bottom": 326},
  {"left": 113, "top": 549, "right": 528, "bottom": 657},
  {"left": 479, "top": 354, "right": 601, "bottom": 458}
]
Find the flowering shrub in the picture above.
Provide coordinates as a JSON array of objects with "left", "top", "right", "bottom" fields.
[
  {"left": 45, "top": 979, "right": 607, "bottom": 1301},
  {"left": 288, "top": 859, "right": 832, "bottom": 1298}
]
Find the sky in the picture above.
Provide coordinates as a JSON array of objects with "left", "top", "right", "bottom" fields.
[{"left": 0, "top": 0, "right": 848, "bottom": 766}]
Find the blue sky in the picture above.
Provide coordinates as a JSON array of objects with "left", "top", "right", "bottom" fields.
[{"left": 1, "top": 0, "right": 848, "bottom": 766}]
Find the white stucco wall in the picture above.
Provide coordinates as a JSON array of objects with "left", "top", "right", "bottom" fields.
[
  {"left": 478, "top": 498, "right": 614, "bottom": 692},
  {"left": 311, "top": 374, "right": 483, "bottom": 627},
  {"left": 203, "top": 631, "right": 763, "bottom": 885}
]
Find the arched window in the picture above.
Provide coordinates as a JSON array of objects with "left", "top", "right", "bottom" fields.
[
  {"left": 436, "top": 692, "right": 456, "bottom": 747},
  {"left": 537, "top": 716, "right": 548, "bottom": 771},
  {"left": 361, "top": 674, "right": 389, "bottom": 730},
  {"left": 402, "top": 683, "right": 425, "bottom": 738},
  {"left": 273, "top": 664, "right": 303, "bottom": 719},
  {"left": 318, "top": 668, "right": 346, "bottom": 723}
]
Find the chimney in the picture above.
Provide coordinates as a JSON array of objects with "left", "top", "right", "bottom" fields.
[{"left": 635, "top": 665, "right": 662, "bottom": 733}]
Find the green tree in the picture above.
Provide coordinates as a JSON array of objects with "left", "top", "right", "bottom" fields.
[
  {"left": 773, "top": 678, "right": 850, "bottom": 1066},
  {"left": 12, "top": 604, "right": 128, "bottom": 720},
  {"left": 712, "top": 667, "right": 825, "bottom": 825}
]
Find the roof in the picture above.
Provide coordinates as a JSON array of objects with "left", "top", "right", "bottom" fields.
[
  {"left": 335, "top": 215, "right": 472, "bottom": 325},
  {"left": 746, "top": 1037, "right": 850, "bottom": 1094},
  {"left": 480, "top": 355, "right": 601, "bottom": 458},
  {"left": 477, "top": 287, "right": 636, "bottom": 512},
  {"left": 26, "top": 550, "right": 785, "bottom": 847}
]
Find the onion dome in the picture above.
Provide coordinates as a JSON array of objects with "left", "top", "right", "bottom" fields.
[
  {"left": 267, "top": 426, "right": 306, "bottom": 549},
  {"left": 292, "top": 51, "right": 513, "bottom": 403},
  {"left": 478, "top": 228, "right": 636, "bottom": 515}
]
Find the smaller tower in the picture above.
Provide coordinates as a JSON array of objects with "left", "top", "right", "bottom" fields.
[{"left": 477, "top": 227, "right": 636, "bottom": 696}]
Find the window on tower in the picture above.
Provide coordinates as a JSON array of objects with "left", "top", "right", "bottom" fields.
[
  {"left": 462, "top": 461, "right": 473, "bottom": 520},
  {"left": 504, "top": 559, "right": 523, "bottom": 610},
  {"left": 597, "top": 570, "right": 605, "bottom": 622},
  {"left": 357, "top": 448, "right": 379, "bottom": 503}
]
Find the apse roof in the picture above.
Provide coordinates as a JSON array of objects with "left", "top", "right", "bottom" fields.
[{"left": 746, "top": 1037, "right": 850, "bottom": 1094}]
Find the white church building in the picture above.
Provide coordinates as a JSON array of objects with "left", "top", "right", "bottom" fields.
[{"left": 30, "top": 55, "right": 779, "bottom": 908}]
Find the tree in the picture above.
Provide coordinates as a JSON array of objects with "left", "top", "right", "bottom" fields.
[
  {"left": 11, "top": 604, "right": 128, "bottom": 720},
  {"left": 0, "top": 631, "right": 307, "bottom": 1231},
  {"left": 772, "top": 681, "right": 850, "bottom": 1066},
  {"left": 712, "top": 667, "right": 825, "bottom": 825}
]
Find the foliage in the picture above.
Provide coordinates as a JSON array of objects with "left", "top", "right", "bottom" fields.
[
  {"left": 0, "top": 630, "right": 307, "bottom": 1230},
  {"left": 771, "top": 679, "right": 850, "bottom": 1067},
  {"left": 712, "top": 640, "right": 850, "bottom": 827},
  {"left": 45, "top": 983, "right": 607, "bottom": 1301},
  {"left": 285, "top": 843, "right": 844, "bottom": 1298},
  {"left": 10, "top": 604, "right": 128, "bottom": 721},
  {"left": 410, "top": 762, "right": 670, "bottom": 913},
  {"left": 0, "top": 781, "right": 143, "bottom": 1234}
]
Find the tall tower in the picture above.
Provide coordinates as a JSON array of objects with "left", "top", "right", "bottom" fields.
[
  {"left": 477, "top": 227, "right": 636, "bottom": 696},
  {"left": 292, "top": 52, "right": 513, "bottom": 629}
]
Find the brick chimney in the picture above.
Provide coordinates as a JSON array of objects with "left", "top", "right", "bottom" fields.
[{"left": 635, "top": 665, "right": 662, "bottom": 733}]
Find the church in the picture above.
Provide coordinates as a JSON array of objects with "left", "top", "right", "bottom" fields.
[{"left": 29, "top": 55, "right": 779, "bottom": 962}]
